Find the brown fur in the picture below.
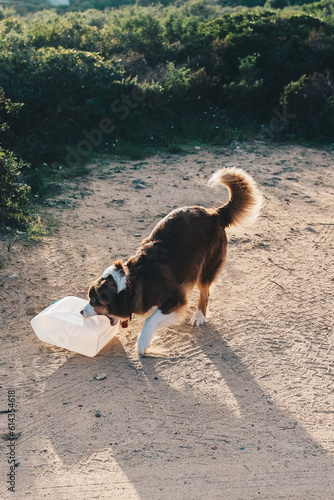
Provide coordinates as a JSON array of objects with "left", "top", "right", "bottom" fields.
[{"left": 86, "top": 167, "right": 262, "bottom": 328}]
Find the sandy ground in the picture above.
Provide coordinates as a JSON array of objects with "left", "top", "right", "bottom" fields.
[{"left": 0, "top": 142, "right": 333, "bottom": 499}]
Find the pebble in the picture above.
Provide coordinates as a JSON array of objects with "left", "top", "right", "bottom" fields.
[
  {"left": 132, "top": 179, "right": 146, "bottom": 189},
  {"left": 94, "top": 373, "right": 106, "bottom": 380},
  {"left": 8, "top": 274, "right": 18, "bottom": 279}
]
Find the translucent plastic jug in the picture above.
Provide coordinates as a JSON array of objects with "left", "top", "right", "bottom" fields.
[{"left": 30, "top": 296, "right": 119, "bottom": 357}]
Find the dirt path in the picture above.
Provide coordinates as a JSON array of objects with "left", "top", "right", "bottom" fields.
[{"left": 0, "top": 143, "right": 333, "bottom": 499}]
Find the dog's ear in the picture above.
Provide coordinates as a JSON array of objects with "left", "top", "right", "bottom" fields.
[
  {"left": 113, "top": 259, "right": 124, "bottom": 272},
  {"left": 95, "top": 277, "right": 117, "bottom": 305}
]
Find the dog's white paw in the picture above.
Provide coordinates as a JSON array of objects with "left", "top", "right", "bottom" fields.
[
  {"left": 190, "top": 310, "right": 207, "bottom": 327},
  {"left": 136, "top": 338, "right": 147, "bottom": 356},
  {"left": 136, "top": 331, "right": 152, "bottom": 356}
]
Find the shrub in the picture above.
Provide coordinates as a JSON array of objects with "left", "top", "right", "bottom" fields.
[
  {"left": 0, "top": 88, "right": 23, "bottom": 150},
  {"left": 279, "top": 72, "right": 334, "bottom": 138},
  {"left": 0, "top": 149, "right": 32, "bottom": 230},
  {"left": 164, "top": 62, "right": 192, "bottom": 91},
  {"left": 0, "top": 47, "right": 129, "bottom": 163}
]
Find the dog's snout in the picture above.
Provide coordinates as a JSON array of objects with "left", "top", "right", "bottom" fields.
[{"left": 81, "top": 303, "right": 97, "bottom": 318}]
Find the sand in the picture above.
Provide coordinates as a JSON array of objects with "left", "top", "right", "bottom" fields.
[{"left": 0, "top": 142, "right": 333, "bottom": 499}]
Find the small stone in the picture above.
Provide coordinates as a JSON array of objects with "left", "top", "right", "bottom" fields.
[
  {"left": 8, "top": 274, "right": 18, "bottom": 279},
  {"left": 95, "top": 411, "right": 101, "bottom": 418},
  {"left": 132, "top": 179, "right": 146, "bottom": 189},
  {"left": 94, "top": 373, "right": 106, "bottom": 380},
  {"left": 19, "top": 294, "right": 26, "bottom": 304}
]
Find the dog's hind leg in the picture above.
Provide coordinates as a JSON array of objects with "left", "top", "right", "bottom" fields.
[
  {"left": 190, "top": 283, "right": 210, "bottom": 326},
  {"left": 191, "top": 245, "right": 227, "bottom": 327}
]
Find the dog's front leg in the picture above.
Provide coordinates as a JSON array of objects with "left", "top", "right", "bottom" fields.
[{"left": 136, "top": 309, "right": 179, "bottom": 355}]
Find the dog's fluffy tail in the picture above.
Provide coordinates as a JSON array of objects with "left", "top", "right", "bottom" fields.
[{"left": 208, "top": 167, "right": 262, "bottom": 228}]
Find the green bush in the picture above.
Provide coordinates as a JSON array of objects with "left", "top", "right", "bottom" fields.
[
  {"left": 0, "top": 47, "right": 130, "bottom": 163},
  {"left": 0, "top": 149, "right": 32, "bottom": 230},
  {"left": 279, "top": 72, "right": 334, "bottom": 138},
  {"left": 0, "top": 88, "right": 23, "bottom": 150},
  {"left": 302, "top": 0, "right": 334, "bottom": 22}
]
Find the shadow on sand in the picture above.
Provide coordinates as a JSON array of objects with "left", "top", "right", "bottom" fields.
[{"left": 26, "top": 324, "right": 326, "bottom": 498}]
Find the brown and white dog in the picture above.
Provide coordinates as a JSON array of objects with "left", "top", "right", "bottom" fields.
[{"left": 81, "top": 167, "right": 262, "bottom": 355}]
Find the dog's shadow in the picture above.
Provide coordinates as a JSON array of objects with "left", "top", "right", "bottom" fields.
[{"left": 32, "top": 324, "right": 324, "bottom": 498}]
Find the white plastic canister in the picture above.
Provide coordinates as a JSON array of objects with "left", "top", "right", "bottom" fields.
[{"left": 30, "top": 296, "right": 118, "bottom": 356}]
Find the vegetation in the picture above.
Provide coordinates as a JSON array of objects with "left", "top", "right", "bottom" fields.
[
  {"left": 0, "top": 0, "right": 333, "bottom": 230},
  {"left": 0, "top": 149, "right": 31, "bottom": 230},
  {"left": 7, "top": 0, "right": 322, "bottom": 14}
]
